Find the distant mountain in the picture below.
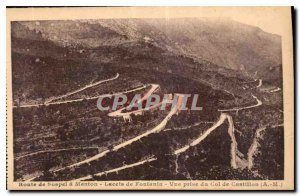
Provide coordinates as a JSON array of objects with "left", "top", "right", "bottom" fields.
[
  {"left": 16, "top": 18, "right": 282, "bottom": 79},
  {"left": 11, "top": 19, "right": 281, "bottom": 105}
]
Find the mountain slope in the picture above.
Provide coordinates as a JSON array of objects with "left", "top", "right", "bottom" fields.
[{"left": 17, "top": 18, "right": 282, "bottom": 79}]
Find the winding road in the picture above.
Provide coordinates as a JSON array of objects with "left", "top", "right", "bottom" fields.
[
  {"left": 15, "top": 146, "right": 100, "bottom": 160},
  {"left": 247, "top": 124, "right": 284, "bottom": 169},
  {"left": 73, "top": 112, "right": 241, "bottom": 181},
  {"left": 174, "top": 113, "right": 238, "bottom": 169},
  {"left": 45, "top": 73, "right": 120, "bottom": 104},
  {"left": 108, "top": 84, "right": 161, "bottom": 118},
  {"left": 52, "top": 94, "right": 184, "bottom": 173},
  {"left": 257, "top": 79, "right": 262, "bottom": 88},
  {"left": 73, "top": 157, "right": 158, "bottom": 181},
  {"left": 218, "top": 94, "right": 262, "bottom": 112},
  {"left": 13, "top": 76, "right": 148, "bottom": 108},
  {"left": 69, "top": 76, "right": 270, "bottom": 181},
  {"left": 22, "top": 74, "right": 271, "bottom": 181},
  {"left": 269, "top": 87, "right": 281, "bottom": 93}
]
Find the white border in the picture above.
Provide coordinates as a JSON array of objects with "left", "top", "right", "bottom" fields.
[{"left": 1, "top": 0, "right": 299, "bottom": 195}]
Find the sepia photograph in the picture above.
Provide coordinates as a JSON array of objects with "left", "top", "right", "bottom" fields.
[{"left": 6, "top": 7, "right": 294, "bottom": 190}]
